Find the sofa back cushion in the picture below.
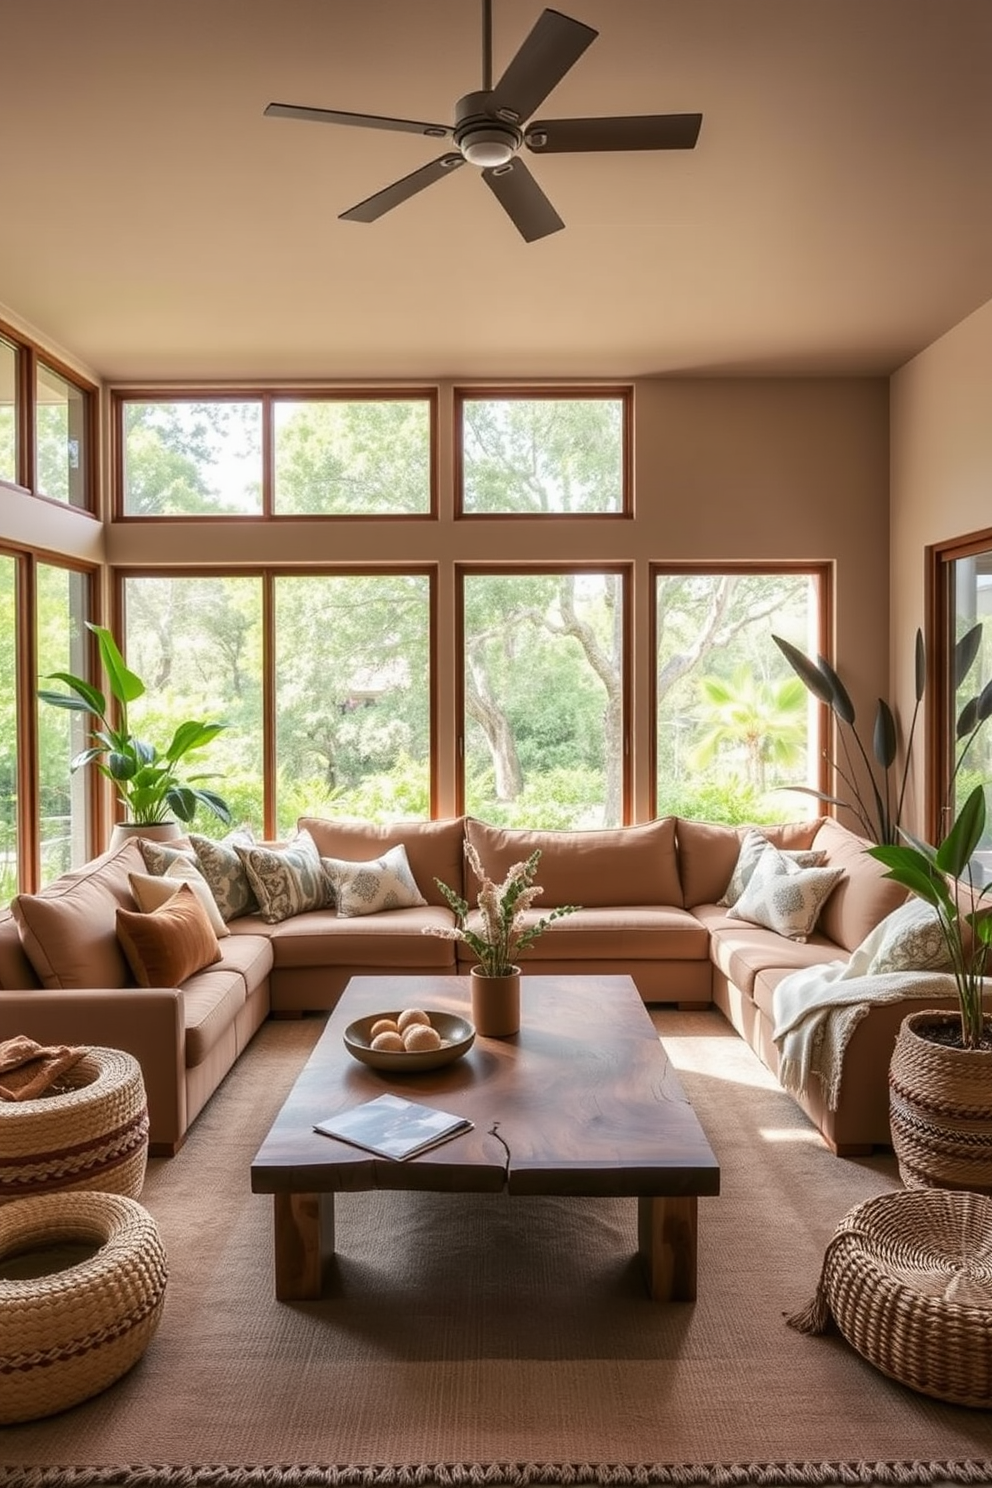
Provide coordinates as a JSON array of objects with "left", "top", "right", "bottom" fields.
[
  {"left": 10, "top": 838, "right": 147, "bottom": 989},
  {"left": 298, "top": 816, "right": 465, "bottom": 909},
  {"left": 811, "top": 816, "right": 909, "bottom": 952},
  {"left": 463, "top": 817, "right": 681, "bottom": 908},
  {"left": 676, "top": 817, "right": 823, "bottom": 908}
]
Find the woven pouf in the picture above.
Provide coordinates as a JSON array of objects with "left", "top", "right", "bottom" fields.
[
  {"left": 787, "top": 1187, "right": 992, "bottom": 1407},
  {"left": 0, "top": 1190, "right": 168, "bottom": 1423},
  {"left": 0, "top": 1046, "right": 149, "bottom": 1205}
]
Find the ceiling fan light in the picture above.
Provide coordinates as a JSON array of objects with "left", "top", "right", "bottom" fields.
[{"left": 460, "top": 128, "right": 516, "bottom": 167}]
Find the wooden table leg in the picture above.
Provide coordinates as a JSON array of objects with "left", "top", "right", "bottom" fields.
[
  {"left": 272, "top": 1191, "right": 335, "bottom": 1300},
  {"left": 637, "top": 1194, "right": 697, "bottom": 1301}
]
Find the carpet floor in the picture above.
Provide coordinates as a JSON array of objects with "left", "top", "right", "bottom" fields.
[{"left": 2, "top": 1007, "right": 992, "bottom": 1488}]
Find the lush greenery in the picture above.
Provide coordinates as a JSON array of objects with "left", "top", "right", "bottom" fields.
[
  {"left": 37, "top": 623, "right": 232, "bottom": 828},
  {"left": 774, "top": 623, "right": 992, "bottom": 844},
  {"left": 428, "top": 844, "right": 579, "bottom": 976},
  {"left": 870, "top": 784, "right": 992, "bottom": 1049}
]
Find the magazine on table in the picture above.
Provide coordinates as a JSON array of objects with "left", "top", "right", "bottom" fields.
[{"left": 314, "top": 1092, "right": 474, "bottom": 1161}]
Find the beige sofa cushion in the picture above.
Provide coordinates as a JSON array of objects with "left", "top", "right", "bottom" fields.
[
  {"left": 464, "top": 817, "right": 682, "bottom": 908},
  {"left": 811, "top": 817, "right": 908, "bottom": 953},
  {"left": 298, "top": 816, "right": 465, "bottom": 909},
  {"left": 676, "top": 817, "right": 823, "bottom": 908},
  {"left": 10, "top": 838, "right": 146, "bottom": 989}
]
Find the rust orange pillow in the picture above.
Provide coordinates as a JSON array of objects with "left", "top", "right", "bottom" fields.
[{"left": 116, "top": 882, "right": 222, "bottom": 987}]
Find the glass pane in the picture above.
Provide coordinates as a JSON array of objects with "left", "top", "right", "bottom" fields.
[
  {"left": 36, "top": 564, "right": 92, "bottom": 879},
  {"left": 0, "top": 337, "right": 16, "bottom": 485},
  {"left": 462, "top": 572, "right": 624, "bottom": 828},
  {"left": 122, "top": 401, "right": 263, "bottom": 515},
  {"left": 655, "top": 572, "right": 818, "bottom": 824},
  {"left": 274, "top": 398, "right": 431, "bottom": 514},
  {"left": 949, "top": 550, "right": 992, "bottom": 868},
  {"left": 273, "top": 574, "right": 431, "bottom": 831},
  {"left": 0, "top": 556, "right": 17, "bottom": 896},
  {"left": 460, "top": 396, "right": 624, "bottom": 514},
  {"left": 36, "top": 363, "right": 87, "bottom": 507},
  {"left": 122, "top": 575, "right": 264, "bottom": 835}
]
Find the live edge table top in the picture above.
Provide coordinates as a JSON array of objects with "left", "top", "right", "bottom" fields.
[{"left": 250, "top": 973, "right": 720, "bottom": 1202}]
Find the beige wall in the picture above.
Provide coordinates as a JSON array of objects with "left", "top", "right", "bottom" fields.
[
  {"left": 6, "top": 373, "right": 891, "bottom": 821},
  {"left": 890, "top": 295, "right": 992, "bottom": 826}
]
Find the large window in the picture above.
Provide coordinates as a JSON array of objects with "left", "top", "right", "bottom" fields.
[
  {"left": 274, "top": 397, "right": 433, "bottom": 515},
  {"left": 460, "top": 569, "right": 627, "bottom": 828},
  {"left": 932, "top": 534, "right": 992, "bottom": 850},
  {"left": 0, "top": 337, "right": 16, "bottom": 487},
  {"left": 36, "top": 362, "right": 90, "bottom": 508},
  {"left": 653, "top": 568, "right": 823, "bottom": 824},
  {"left": 457, "top": 390, "right": 629, "bottom": 516},
  {"left": 0, "top": 556, "right": 17, "bottom": 897},
  {"left": 121, "top": 400, "right": 263, "bottom": 516},
  {"left": 37, "top": 564, "right": 93, "bottom": 877}
]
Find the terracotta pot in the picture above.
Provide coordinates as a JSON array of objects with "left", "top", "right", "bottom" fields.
[
  {"left": 470, "top": 965, "right": 521, "bottom": 1038},
  {"left": 109, "top": 821, "right": 183, "bottom": 851},
  {"left": 889, "top": 1007, "right": 992, "bottom": 1193}
]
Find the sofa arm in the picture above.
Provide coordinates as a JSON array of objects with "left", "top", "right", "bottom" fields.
[{"left": 0, "top": 986, "right": 186, "bottom": 1154}]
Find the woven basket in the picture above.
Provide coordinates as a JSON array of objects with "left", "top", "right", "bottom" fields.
[
  {"left": 787, "top": 1188, "right": 992, "bottom": 1407},
  {"left": 0, "top": 1190, "right": 168, "bottom": 1424},
  {"left": 0, "top": 1046, "right": 149, "bottom": 1205},
  {"left": 889, "top": 1009, "right": 992, "bottom": 1193}
]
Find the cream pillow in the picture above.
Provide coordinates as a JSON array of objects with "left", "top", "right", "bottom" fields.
[
  {"left": 719, "top": 828, "right": 828, "bottom": 908},
  {"left": 321, "top": 843, "right": 427, "bottom": 918},
  {"left": 234, "top": 831, "right": 331, "bottom": 925},
  {"left": 727, "top": 843, "right": 845, "bottom": 941},
  {"left": 861, "top": 897, "right": 952, "bottom": 976},
  {"left": 128, "top": 869, "right": 230, "bottom": 938}
]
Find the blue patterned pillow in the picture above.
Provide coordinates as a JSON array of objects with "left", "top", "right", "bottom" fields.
[{"left": 320, "top": 843, "right": 427, "bottom": 918}]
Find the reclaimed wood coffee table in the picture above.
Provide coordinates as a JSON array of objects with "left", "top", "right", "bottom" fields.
[{"left": 250, "top": 973, "right": 720, "bottom": 1302}]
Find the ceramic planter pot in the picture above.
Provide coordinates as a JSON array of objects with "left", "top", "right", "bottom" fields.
[
  {"left": 470, "top": 965, "right": 521, "bottom": 1038},
  {"left": 109, "top": 822, "right": 183, "bottom": 851},
  {"left": 889, "top": 1007, "right": 992, "bottom": 1193}
]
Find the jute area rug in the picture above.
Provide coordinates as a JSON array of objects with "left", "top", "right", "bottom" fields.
[{"left": 3, "top": 1007, "right": 992, "bottom": 1488}]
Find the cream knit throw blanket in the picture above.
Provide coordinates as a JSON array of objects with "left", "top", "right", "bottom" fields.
[{"left": 771, "top": 962, "right": 959, "bottom": 1109}]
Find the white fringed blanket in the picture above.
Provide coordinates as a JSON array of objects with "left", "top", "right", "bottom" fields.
[{"left": 771, "top": 961, "right": 958, "bottom": 1108}]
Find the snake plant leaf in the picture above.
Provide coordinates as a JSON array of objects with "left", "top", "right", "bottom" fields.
[
  {"left": 957, "top": 695, "right": 979, "bottom": 739},
  {"left": 815, "top": 654, "right": 856, "bottom": 725},
  {"left": 771, "top": 636, "right": 834, "bottom": 706},
  {"left": 955, "top": 622, "right": 983, "bottom": 686},
  {"left": 978, "top": 677, "right": 992, "bottom": 722},
  {"left": 873, "top": 699, "right": 897, "bottom": 769},
  {"left": 915, "top": 627, "right": 926, "bottom": 702}
]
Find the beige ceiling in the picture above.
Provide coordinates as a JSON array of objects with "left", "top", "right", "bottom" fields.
[{"left": 4, "top": 0, "right": 992, "bottom": 384}]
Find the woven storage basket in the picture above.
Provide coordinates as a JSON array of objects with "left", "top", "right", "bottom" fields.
[
  {"left": 787, "top": 1188, "right": 992, "bottom": 1407},
  {"left": 0, "top": 1190, "right": 168, "bottom": 1424},
  {"left": 0, "top": 1046, "right": 149, "bottom": 1205},
  {"left": 889, "top": 1009, "right": 992, "bottom": 1193}
]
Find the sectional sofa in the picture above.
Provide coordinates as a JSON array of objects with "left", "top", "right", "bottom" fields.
[{"left": 0, "top": 812, "right": 957, "bottom": 1158}]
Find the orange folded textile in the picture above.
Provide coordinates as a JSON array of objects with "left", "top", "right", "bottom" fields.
[{"left": 0, "top": 1034, "right": 89, "bottom": 1102}]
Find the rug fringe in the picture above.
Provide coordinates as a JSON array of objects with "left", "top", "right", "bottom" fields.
[{"left": 2, "top": 1462, "right": 992, "bottom": 1488}]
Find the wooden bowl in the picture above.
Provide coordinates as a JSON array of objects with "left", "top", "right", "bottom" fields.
[{"left": 343, "top": 1011, "right": 476, "bottom": 1072}]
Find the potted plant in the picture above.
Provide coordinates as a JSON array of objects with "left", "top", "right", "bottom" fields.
[
  {"left": 38, "top": 622, "right": 232, "bottom": 837},
  {"left": 869, "top": 783, "right": 992, "bottom": 1190},
  {"left": 772, "top": 624, "right": 992, "bottom": 844},
  {"left": 425, "top": 843, "right": 579, "bottom": 1036}
]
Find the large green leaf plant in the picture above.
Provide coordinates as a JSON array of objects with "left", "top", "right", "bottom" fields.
[{"left": 38, "top": 623, "right": 232, "bottom": 828}]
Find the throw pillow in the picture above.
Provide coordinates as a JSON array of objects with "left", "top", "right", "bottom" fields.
[
  {"left": 321, "top": 843, "right": 427, "bottom": 918},
  {"left": 116, "top": 882, "right": 222, "bottom": 988},
  {"left": 727, "top": 843, "right": 845, "bottom": 941},
  {"left": 719, "top": 828, "right": 828, "bottom": 908},
  {"left": 128, "top": 869, "right": 230, "bottom": 938},
  {"left": 234, "top": 830, "right": 331, "bottom": 925},
  {"left": 862, "top": 897, "right": 953, "bottom": 976},
  {"left": 188, "top": 830, "right": 259, "bottom": 922}
]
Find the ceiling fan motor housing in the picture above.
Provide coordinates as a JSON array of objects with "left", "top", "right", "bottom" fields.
[{"left": 454, "top": 91, "right": 523, "bottom": 166}]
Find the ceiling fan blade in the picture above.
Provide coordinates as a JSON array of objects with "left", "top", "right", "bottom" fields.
[
  {"left": 265, "top": 102, "right": 452, "bottom": 140},
  {"left": 340, "top": 154, "right": 465, "bottom": 223},
  {"left": 482, "top": 157, "right": 563, "bottom": 242},
  {"left": 490, "top": 8, "right": 597, "bottom": 125},
  {"left": 525, "top": 113, "right": 703, "bottom": 153}
]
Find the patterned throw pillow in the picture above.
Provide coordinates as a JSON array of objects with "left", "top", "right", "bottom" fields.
[
  {"left": 719, "top": 828, "right": 828, "bottom": 907},
  {"left": 321, "top": 843, "right": 427, "bottom": 918},
  {"left": 864, "top": 897, "right": 953, "bottom": 975},
  {"left": 727, "top": 843, "right": 845, "bottom": 941},
  {"left": 234, "top": 831, "right": 331, "bottom": 925},
  {"left": 188, "top": 831, "right": 259, "bottom": 922}
]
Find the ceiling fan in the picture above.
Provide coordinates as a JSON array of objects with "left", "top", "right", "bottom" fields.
[{"left": 264, "top": 1, "right": 702, "bottom": 243}]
